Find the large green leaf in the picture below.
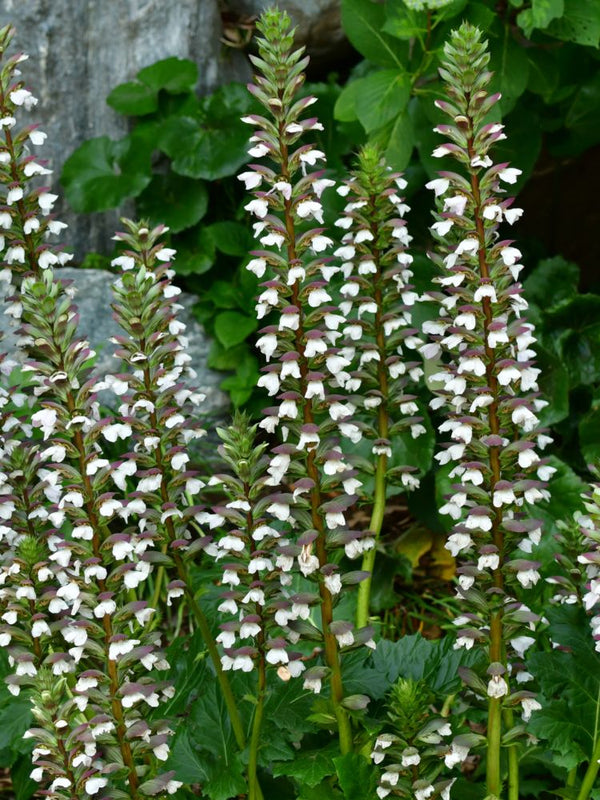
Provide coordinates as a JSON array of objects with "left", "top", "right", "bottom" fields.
[
  {"left": 214, "top": 311, "right": 258, "bottom": 350},
  {"left": 535, "top": 346, "right": 570, "bottom": 427},
  {"left": 137, "top": 57, "right": 198, "bottom": 93},
  {"left": 136, "top": 173, "right": 208, "bottom": 232},
  {"left": 528, "top": 606, "right": 600, "bottom": 770},
  {"left": 341, "top": 0, "right": 408, "bottom": 68},
  {"left": 273, "top": 748, "right": 337, "bottom": 787},
  {"left": 334, "top": 753, "right": 378, "bottom": 800},
  {"left": 565, "top": 72, "right": 600, "bottom": 153},
  {"left": 334, "top": 80, "right": 361, "bottom": 123},
  {"left": 158, "top": 84, "right": 255, "bottom": 180},
  {"left": 107, "top": 81, "right": 158, "bottom": 115},
  {"left": 348, "top": 633, "right": 484, "bottom": 700},
  {"left": 518, "top": 0, "right": 564, "bottom": 35},
  {"left": 383, "top": 3, "right": 428, "bottom": 39},
  {"left": 354, "top": 70, "right": 411, "bottom": 133},
  {"left": 61, "top": 133, "right": 152, "bottom": 212},
  {"left": 208, "top": 221, "right": 254, "bottom": 257},
  {"left": 173, "top": 226, "right": 216, "bottom": 276},
  {"left": 385, "top": 109, "right": 414, "bottom": 170},
  {"left": 545, "top": 295, "right": 600, "bottom": 386},
  {"left": 546, "top": 0, "right": 600, "bottom": 46},
  {"left": 489, "top": 30, "right": 530, "bottom": 115},
  {"left": 579, "top": 401, "right": 600, "bottom": 465},
  {"left": 524, "top": 256, "right": 580, "bottom": 310}
]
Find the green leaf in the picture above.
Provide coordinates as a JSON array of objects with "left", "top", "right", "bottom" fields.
[
  {"left": 524, "top": 256, "right": 580, "bottom": 310},
  {"left": 546, "top": 295, "right": 600, "bottom": 386},
  {"left": 173, "top": 226, "right": 216, "bottom": 276},
  {"left": 565, "top": 72, "right": 600, "bottom": 153},
  {"left": 546, "top": 0, "right": 600, "bottom": 46},
  {"left": 167, "top": 728, "right": 207, "bottom": 784},
  {"left": 341, "top": 0, "right": 408, "bottom": 68},
  {"left": 489, "top": 31, "right": 530, "bottom": 115},
  {"left": 334, "top": 753, "right": 377, "bottom": 800},
  {"left": 61, "top": 133, "right": 152, "bottom": 212},
  {"left": 0, "top": 695, "right": 32, "bottom": 758},
  {"left": 518, "top": 0, "right": 564, "bottom": 35},
  {"left": 159, "top": 84, "right": 255, "bottom": 180},
  {"left": 579, "top": 402, "right": 600, "bottom": 464},
  {"left": 371, "top": 634, "right": 485, "bottom": 697},
  {"left": 385, "top": 109, "right": 414, "bottom": 170},
  {"left": 156, "top": 632, "right": 208, "bottom": 718},
  {"left": 10, "top": 755, "right": 37, "bottom": 800},
  {"left": 333, "top": 80, "right": 361, "bottom": 123},
  {"left": 382, "top": 3, "right": 428, "bottom": 39},
  {"left": 208, "top": 221, "right": 254, "bottom": 257},
  {"left": 136, "top": 173, "right": 208, "bottom": 233},
  {"left": 528, "top": 605, "right": 600, "bottom": 769},
  {"left": 535, "top": 346, "right": 570, "bottom": 426},
  {"left": 273, "top": 748, "right": 336, "bottom": 787},
  {"left": 137, "top": 57, "right": 198, "bottom": 93},
  {"left": 107, "top": 81, "right": 158, "bottom": 115},
  {"left": 354, "top": 70, "right": 410, "bottom": 133},
  {"left": 214, "top": 311, "right": 258, "bottom": 349}
]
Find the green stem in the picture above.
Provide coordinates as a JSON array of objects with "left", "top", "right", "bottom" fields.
[
  {"left": 248, "top": 654, "right": 266, "bottom": 800},
  {"left": 567, "top": 767, "right": 577, "bottom": 787},
  {"left": 487, "top": 696, "right": 503, "bottom": 799},
  {"left": 174, "top": 554, "right": 246, "bottom": 751},
  {"left": 356, "top": 453, "right": 386, "bottom": 628},
  {"left": 576, "top": 735, "right": 600, "bottom": 800},
  {"left": 503, "top": 708, "right": 519, "bottom": 800},
  {"left": 487, "top": 612, "right": 504, "bottom": 799}
]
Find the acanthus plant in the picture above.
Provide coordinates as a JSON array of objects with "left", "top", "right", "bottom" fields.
[
  {"left": 422, "top": 23, "right": 551, "bottom": 800},
  {"left": 0, "top": 9, "right": 599, "bottom": 800}
]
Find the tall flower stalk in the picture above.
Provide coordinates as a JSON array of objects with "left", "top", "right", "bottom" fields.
[
  {"left": 239, "top": 9, "right": 376, "bottom": 754},
  {"left": 107, "top": 220, "right": 247, "bottom": 752},
  {"left": 332, "top": 144, "right": 425, "bottom": 629},
  {"left": 423, "top": 23, "right": 551, "bottom": 800}
]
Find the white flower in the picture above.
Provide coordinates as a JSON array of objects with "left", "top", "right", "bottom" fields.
[
  {"left": 521, "top": 697, "right": 542, "bottom": 721},
  {"left": 425, "top": 177, "right": 450, "bottom": 196},
  {"left": 85, "top": 776, "right": 108, "bottom": 795},
  {"left": 487, "top": 675, "right": 509, "bottom": 698},
  {"left": 245, "top": 198, "right": 269, "bottom": 218},
  {"left": 516, "top": 568, "right": 540, "bottom": 588},
  {"left": 299, "top": 148, "right": 325, "bottom": 166},
  {"left": 499, "top": 167, "right": 522, "bottom": 184},
  {"left": 238, "top": 171, "right": 262, "bottom": 190}
]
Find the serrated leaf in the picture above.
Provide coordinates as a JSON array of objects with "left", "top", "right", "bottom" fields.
[
  {"left": 107, "top": 81, "right": 158, "bottom": 115},
  {"left": 214, "top": 311, "right": 258, "bottom": 349},
  {"left": 354, "top": 70, "right": 410, "bottom": 133},
  {"left": 334, "top": 753, "right": 377, "bottom": 800},
  {"left": 61, "top": 133, "right": 152, "bottom": 212},
  {"left": 341, "top": 0, "right": 408, "bottom": 68},
  {"left": 137, "top": 57, "right": 198, "bottom": 93},
  {"left": 136, "top": 173, "right": 208, "bottom": 232},
  {"left": 528, "top": 606, "right": 600, "bottom": 770},
  {"left": 273, "top": 748, "right": 336, "bottom": 787}
]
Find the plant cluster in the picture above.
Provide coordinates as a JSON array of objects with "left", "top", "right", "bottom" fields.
[{"left": 0, "top": 10, "right": 598, "bottom": 800}]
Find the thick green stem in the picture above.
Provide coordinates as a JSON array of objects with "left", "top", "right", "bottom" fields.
[
  {"left": 174, "top": 554, "right": 246, "bottom": 750},
  {"left": 503, "top": 708, "right": 519, "bottom": 800},
  {"left": 248, "top": 654, "right": 266, "bottom": 800},
  {"left": 487, "top": 697, "right": 503, "bottom": 798},
  {"left": 356, "top": 454, "right": 386, "bottom": 628},
  {"left": 356, "top": 197, "right": 389, "bottom": 629},
  {"left": 576, "top": 735, "right": 600, "bottom": 800}
]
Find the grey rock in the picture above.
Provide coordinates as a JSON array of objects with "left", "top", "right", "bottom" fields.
[
  {"left": 0, "top": 267, "right": 229, "bottom": 420},
  {"left": 227, "top": 0, "right": 345, "bottom": 63},
  {"left": 0, "top": 0, "right": 248, "bottom": 259}
]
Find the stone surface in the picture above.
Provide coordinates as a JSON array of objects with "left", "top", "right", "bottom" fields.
[
  {"left": 227, "top": 0, "right": 346, "bottom": 67},
  {"left": 0, "top": 267, "right": 229, "bottom": 419},
  {"left": 0, "top": 0, "right": 248, "bottom": 259}
]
